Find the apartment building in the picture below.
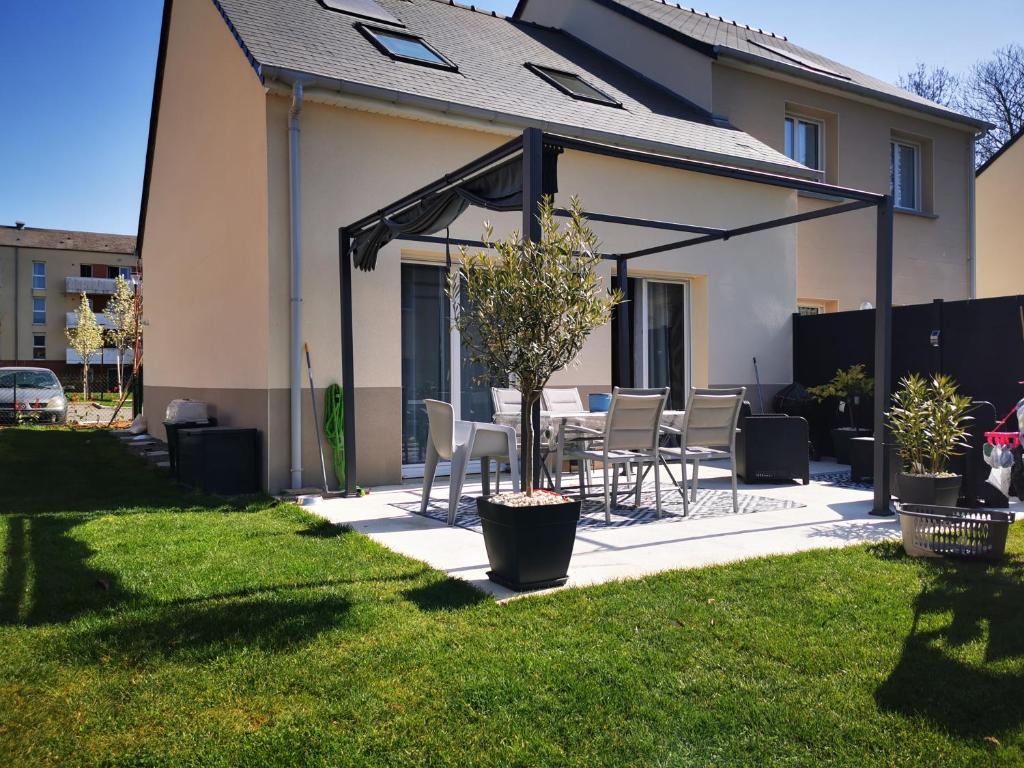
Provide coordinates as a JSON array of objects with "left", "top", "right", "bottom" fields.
[{"left": 0, "top": 224, "right": 138, "bottom": 387}]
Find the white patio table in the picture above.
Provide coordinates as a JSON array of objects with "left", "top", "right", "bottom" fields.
[{"left": 494, "top": 409, "right": 686, "bottom": 491}]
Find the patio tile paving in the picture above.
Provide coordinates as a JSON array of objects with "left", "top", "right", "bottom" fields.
[{"left": 304, "top": 460, "right": 900, "bottom": 599}]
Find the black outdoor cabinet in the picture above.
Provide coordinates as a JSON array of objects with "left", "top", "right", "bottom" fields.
[
  {"left": 163, "top": 418, "right": 217, "bottom": 478},
  {"left": 735, "top": 404, "right": 811, "bottom": 485},
  {"left": 177, "top": 427, "right": 260, "bottom": 495}
]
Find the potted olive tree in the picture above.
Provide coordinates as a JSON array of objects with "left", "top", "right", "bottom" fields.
[
  {"left": 809, "top": 364, "right": 874, "bottom": 463},
  {"left": 887, "top": 373, "right": 973, "bottom": 506},
  {"left": 448, "top": 196, "right": 621, "bottom": 591}
]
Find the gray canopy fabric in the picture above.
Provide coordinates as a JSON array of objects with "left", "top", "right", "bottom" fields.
[{"left": 351, "top": 147, "right": 560, "bottom": 271}]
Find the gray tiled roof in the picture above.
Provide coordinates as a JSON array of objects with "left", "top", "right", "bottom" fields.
[
  {"left": 0, "top": 225, "right": 136, "bottom": 254},
  {"left": 604, "top": 0, "right": 985, "bottom": 128},
  {"left": 211, "top": 0, "right": 812, "bottom": 175}
]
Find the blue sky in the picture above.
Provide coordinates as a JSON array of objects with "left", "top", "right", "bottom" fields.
[{"left": 1, "top": 0, "right": 1021, "bottom": 236}]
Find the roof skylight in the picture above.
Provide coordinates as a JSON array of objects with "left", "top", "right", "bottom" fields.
[
  {"left": 525, "top": 64, "right": 621, "bottom": 107},
  {"left": 321, "top": 0, "right": 404, "bottom": 27},
  {"left": 358, "top": 25, "right": 457, "bottom": 70}
]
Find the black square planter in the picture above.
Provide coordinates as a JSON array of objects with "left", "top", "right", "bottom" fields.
[{"left": 477, "top": 495, "right": 581, "bottom": 592}]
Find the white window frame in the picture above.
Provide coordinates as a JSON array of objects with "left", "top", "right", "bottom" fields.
[
  {"left": 32, "top": 297, "right": 46, "bottom": 325},
  {"left": 32, "top": 334, "right": 46, "bottom": 360},
  {"left": 399, "top": 258, "right": 487, "bottom": 480},
  {"left": 632, "top": 278, "right": 692, "bottom": 397},
  {"left": 32, "top": 261, "right": 46, "bottom": 291},
  {"left": 890, "top": 139, "right": 921, "bottom": 212},
  {"left": 784, "top": 114, "right": 825, "bottom": 172}
]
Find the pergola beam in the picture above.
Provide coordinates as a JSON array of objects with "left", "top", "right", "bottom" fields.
[
  {"left": 553, "top": 208, "right": 725, "bottom": 237},
  {"left": 546, "top": 133, "right": 885, "bottom": 203},
  {"left": 616, "top": 199, "right": 876, "bottom": 260}
]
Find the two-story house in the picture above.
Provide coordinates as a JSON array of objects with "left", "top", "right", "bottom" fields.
[{"left": 138, "top": 0, "right": 984, "bottom": 492}]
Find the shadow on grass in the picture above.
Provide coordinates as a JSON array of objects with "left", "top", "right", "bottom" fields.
[
  {"left": 60, "top": 593, "right": 354, "bottom": 663},
  {"left": 0, "top": 512, "right": 133, "bottom": 626},
  {"left": 403, "top": 578, "right": 491, "bottom": 612},
  {"left": 875, "top": 555, "right": 1024, "bottom": 737}
]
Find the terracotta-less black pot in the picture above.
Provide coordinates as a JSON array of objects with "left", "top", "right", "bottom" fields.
[
  {"left": 897, "top": 473, "right": 962, "bottom": 507},
  {"left": 477, "top": 495, "right": 581, "bottom": 591},
  {"left": 831, "top": 427, "right": 871, "bottom": 464}
]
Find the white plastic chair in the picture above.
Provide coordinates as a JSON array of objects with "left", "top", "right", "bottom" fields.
[
  {"left": 421, "top": 399, "right": 520, "bottom": 525},
  {"left": 659, "top": 387, "right": 746, "bottom": 516},
  {"left": 564, "top": 387, "right": 668, "bottom": 522}
]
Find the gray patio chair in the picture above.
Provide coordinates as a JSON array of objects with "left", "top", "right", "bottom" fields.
[
  {"left": 491, "top": 387, "right": 521, "bottom": 415},
  {"left": 658, "top": 387, "right": 746, "bottom": 516},
  {"left": 541, "top": 387, "right": 585, "bottom": 412},
  {"left": 421, "top": 399, "right": 519, "bottom": 526},
  {"left": 564, "top": 387, "right": 668, "bottom": 522}
]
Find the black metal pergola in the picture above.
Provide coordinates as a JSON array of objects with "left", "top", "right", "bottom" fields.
[{"left": 338, "top": 128, "right": 894, "bottom": 513}]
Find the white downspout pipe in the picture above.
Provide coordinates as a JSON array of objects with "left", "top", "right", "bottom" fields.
[
  {"left": 967, "top": 134, "right": 977, "bottom": 299},
  {"left": 288, "top": 81, "right": 304, "bottom": 489}
]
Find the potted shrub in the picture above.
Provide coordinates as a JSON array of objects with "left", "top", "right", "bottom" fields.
[
  {"left": 449, "top": 196, "right": 621, "bottom": 591},
  {"left": 809, "top": 364, "right": 874, "bottom": 463},
  {"left": 886, "top": 373, "right": 973, "bottom": 506}
]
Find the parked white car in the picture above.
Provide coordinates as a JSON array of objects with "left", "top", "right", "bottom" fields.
[{"left": 0, "top": 367, "right": 67, "bottom": 424}]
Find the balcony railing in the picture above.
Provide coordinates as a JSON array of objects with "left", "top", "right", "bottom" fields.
[
  {"left": 66, "top": 312, "right": 113, "bottom": 329},
  {"left": 64, "top": 275, "right": 139, "bottom": 295},
  {"left": 65, "top": 348, "right": 135, "bottom": 365}
]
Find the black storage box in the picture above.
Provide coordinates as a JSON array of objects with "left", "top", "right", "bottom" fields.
[
  {"left": 177, "top": 427, "right": 260, "bottom": 495},
  {"left": 163, "top": 418, "right": 217, "bottom": 478},
  {"left": 735, "top": 403, "right": 810, "bottom": 485}
]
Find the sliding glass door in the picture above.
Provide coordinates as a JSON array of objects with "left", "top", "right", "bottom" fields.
[
  {"left": 400, "top": 262, "right": 494, "bottom": 477},
  {"left": 634, "top": 279, "right": 689, "bottom": 410}
]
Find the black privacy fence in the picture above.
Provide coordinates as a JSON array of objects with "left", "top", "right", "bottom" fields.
[{"left": 793, "top": 295, "right": 1024, "bottom": 456}]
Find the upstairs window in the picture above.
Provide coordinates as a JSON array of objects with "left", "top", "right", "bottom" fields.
[
  {"left": 784, "top": 114, "right": 822, "bottom": 171},
  {"left": 526, "top": 63, "right": 621, "bottom": 107},
  {"left": 358, "top": 25, "right": 456, "bottom": 70},
  {"left": 32, "top": 261, "right": 46, "bottom": 290},
  {"left": 32, "top": 335, "right": 46, "bottom": 360},
  {"left": 890, "top": 140, "right": 920, "bottom": 211},
  {"left": 32, "top": 297, "right": 46, "bottom": 325}
]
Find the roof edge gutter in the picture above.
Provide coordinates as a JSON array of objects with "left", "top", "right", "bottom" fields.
[
  {"left": 262, "top": 67, "right": 819, "bottom": 181},
  {"left": 135, "top": 0, "right": 174, "bottom": 263}
]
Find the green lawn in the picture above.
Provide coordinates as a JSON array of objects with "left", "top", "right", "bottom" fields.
[{"left": 1, "top": 429, "right": 1022, "bottom": 767}]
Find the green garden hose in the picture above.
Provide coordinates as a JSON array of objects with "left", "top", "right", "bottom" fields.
[{"left": 324, "top": 383, "right": 346, "bottom": 489}]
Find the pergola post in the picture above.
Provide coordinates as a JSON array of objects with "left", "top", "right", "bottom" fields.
[
  {"left": 523, "top": 128, "right": 544, "bottom": 489},
  {"left": 871, "top": 196, "right": 894, "bottom": 515},
  {"left": 615, "top": 257, "right": 631, "bottom": 388},
  {"left": 339, "top": 228, "right": 358, "bottom": 496}
]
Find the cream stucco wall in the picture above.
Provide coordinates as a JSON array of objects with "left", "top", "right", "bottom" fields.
[
  {"left": 713, "top": 63, "right": 975, "bottom": 310},
  {"left": 262, "top": 97, "right": 795, "bottom": 488},
  {"left": 140, "top": 0, "right": 271, "bottom": 473},
  {"left": 976, "top": 136, "right": 1024, "bottom": 298}
]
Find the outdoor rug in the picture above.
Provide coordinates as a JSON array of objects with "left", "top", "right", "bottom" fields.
[
  {"left": 811, "top": 469, "right": 874, "bottom": 491},
  {"left": 393, "top": 485, "right": 804, "bottom": 533}
]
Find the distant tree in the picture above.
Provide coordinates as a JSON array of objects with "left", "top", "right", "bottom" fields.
[
  {"left": 65, "top": 292, "right": 103, "bottom": 400},
  {"left": 898, "top": 62, "right": 961, "bottom": 107},
  {"left": 898, "top": 46, "right": 1024, "bottom": 167},
  {"left": 105, "top": 275, "right": 140, "bottom": 399},
  {"left": 962, "top": 44, "right": 1024, "bottom": 164}
]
